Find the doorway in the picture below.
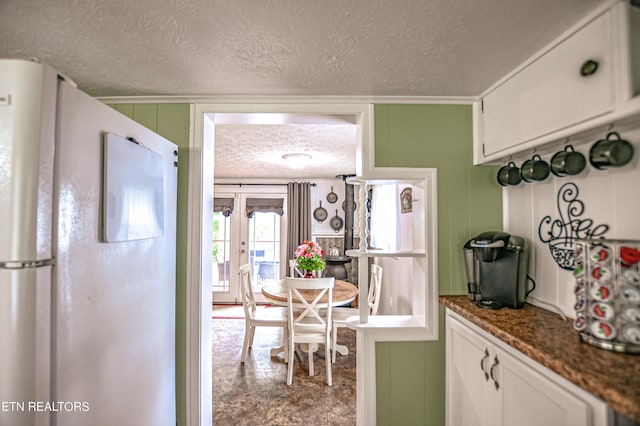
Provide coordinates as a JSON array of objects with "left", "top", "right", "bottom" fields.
[
  {"left": 212, "top": 188, "right": 288, "bottom": 304},
  {"left": 187, "top": 103, "right": 372, "bottom": 425}
]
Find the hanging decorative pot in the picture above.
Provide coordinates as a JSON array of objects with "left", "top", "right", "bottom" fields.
[
  {"left": 313, "top": 201, "right": 328, "bottom": 223},
  {"left": 326, "top": 186, "right": 338, "bottom": 204},
  {"left": 330, "top": 209, "right": 344, "bottom": 232}
]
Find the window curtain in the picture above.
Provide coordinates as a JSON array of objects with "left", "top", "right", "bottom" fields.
[
  {"left": 245, "top": 198, "right": 284, "bottom": 218},
  {"left": 286, "top": 182, "right": 312, "bottom": 258},
  {"left": 213, "top": 197, "right": 234, "bottom": 217}
]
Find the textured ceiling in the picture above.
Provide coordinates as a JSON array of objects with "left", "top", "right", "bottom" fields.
[
  {"left": 0, "top": 0, "right": 603, "bottom": 97},
  {"left": 0, "top": 0, "right": 604, "bottom": 179},
  {"left": 214, "top": 122, "right": 357, "bottom": 179}
]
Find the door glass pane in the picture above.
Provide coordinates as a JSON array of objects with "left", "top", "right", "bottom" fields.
[
  {"left": 249, "top": 212, "right": 280, "bottom": 292},
  {"left": 212, "top": 212, "right": 231, "bottom": 293}
]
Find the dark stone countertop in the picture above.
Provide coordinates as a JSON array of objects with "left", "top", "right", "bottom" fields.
[{"left": 439, "top": 295, "right": 640, "bottom": 423}]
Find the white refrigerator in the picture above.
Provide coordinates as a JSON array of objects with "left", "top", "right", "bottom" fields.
[{"left": 0, "top": 59, "right": 177, "bottom": 426}]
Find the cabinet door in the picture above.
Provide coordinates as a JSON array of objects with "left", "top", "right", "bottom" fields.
[
  {"left": 446, "top": 318, "right": 499, "bottom": 426},
  {"left": 497, "top": 346, "right": 590, "bottom": 426},
  {"left": 481, "top": 9, "right": 615, "bottom": 158}
]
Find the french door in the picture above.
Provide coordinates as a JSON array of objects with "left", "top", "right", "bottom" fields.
[{"left": 212, "top": 189, "right": 287, "bottom": 304}]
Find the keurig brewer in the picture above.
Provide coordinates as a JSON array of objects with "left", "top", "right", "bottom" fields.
[{"left": 463, "top": 231, "right": 531, "bottom": 309}]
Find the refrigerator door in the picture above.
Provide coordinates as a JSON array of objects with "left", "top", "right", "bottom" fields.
[
  {"left": 0, "top": 59, "right": 57, "bottom": 262},
  {"left": 52, "top": 80, "right": 177, "bottom": 426},
  {"left": 0, "top": 267, "right": 52, "bottom": 426}
]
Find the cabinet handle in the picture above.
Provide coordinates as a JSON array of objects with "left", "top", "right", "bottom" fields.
[
  {"left": 580, "top": 59, "right": 599, "bottom": 77},
  {"left": 489, "top": 356, "right": 500, "bottom": 390},
  {"left": 480, "top": 348, "right": 490, "bottom": 381}
]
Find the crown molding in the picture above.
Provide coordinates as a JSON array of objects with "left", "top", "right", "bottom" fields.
[{"left": 97, "top": 94, "right": 476, "bottom": 105}]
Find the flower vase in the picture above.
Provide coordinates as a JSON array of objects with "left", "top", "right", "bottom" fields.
[{"left": 304, "top": 270, "right": 314, "bottom": 279}]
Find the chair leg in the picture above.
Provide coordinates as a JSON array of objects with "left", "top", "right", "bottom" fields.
[
  {"left": 283, "top": 325, "right": 289, "bottom": 363},
  {"left": 249, "top": 325, "right": 256, "bottom": 349},
  {"left": 332, "top": 323, "right": 338, "bottom": 363},
  {"left": 325, "top": 340, "right": 332, "bottom": 386},
  {"left": 308, "top": 347, "right": 314, "bottom": 376},
  {"left": 286, "top": 334, "right": 294, "bottom": 385},
  {"left": 241, "top": 323, "right": 253, "bottom": 364}
]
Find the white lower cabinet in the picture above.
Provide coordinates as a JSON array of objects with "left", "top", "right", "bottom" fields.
[{"left": 446, "top": 310, "right": 610, "bottom": 426}]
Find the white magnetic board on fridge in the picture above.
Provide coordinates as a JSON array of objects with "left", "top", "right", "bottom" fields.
[{"left": 103, "top": 132, "right": 164, "bottom": 242}]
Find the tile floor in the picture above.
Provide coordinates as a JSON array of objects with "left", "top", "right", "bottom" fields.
[{"left": 212, "top": 315, "right": 357, "bottom": 425}]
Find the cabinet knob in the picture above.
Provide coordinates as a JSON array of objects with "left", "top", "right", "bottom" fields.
[
  {"left": 580, "top": 59, "right": 599, "bottom": 77},
  {"left": 480, "top": 348, "right": 490, "bottom": 381}
]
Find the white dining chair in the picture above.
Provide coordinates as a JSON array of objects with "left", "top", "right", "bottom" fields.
[
  {"left": 289, "top": 259, "right": 323, "bottom": 278},
  {"left": 285, "top": 277, "right": 335, "bottom": 386},
  {"left": 288, "top": 259, "right": 303, "bottom": 277},
  {"left": 331, "top": 264, "right": 383, "bottom": 363},
  {"left": 239, "top": 263, "right": 288, "bottom": 364}
]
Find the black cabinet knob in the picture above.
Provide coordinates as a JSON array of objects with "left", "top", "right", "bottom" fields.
[{"left": 580, "top": 59, "right": 599, "bottom": 77}]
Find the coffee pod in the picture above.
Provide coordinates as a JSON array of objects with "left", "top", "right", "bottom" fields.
[
  {"left": 621, "top": 247, "right": 640, "bottom": 266},
  {"left": 573, "top": 314, "right": 587, "bottom": 331},
  {"left": 589, "top": 132, "right": 634, "bottom": 170},
  {"left": 622, "top": 305, "right": 640, "bottom": 323},
  {"left": 589, "top": 302, "right": 614, "bottom": 321},
  {"left": 589, "top": 282, "right": 613, "bottom": 302},
  {"left": 574, "top": 295, "right": 587, "bottom": 311},
  {"left": 621, "top": 286, "right": 640, "bottom": 303},
  {"left": 574, "top": 279, "right": 585, "bottom": 295},
  {"left": 589, "top": 320, "right": 616, "bottom": 340},
  {"left": 573, "top": 263, "right": 585, "bottom": 278},
  {"left": 591, "top": 265, "right": 611, "bottom": 282},
  {"left": 620, "top": 324, "right": 640, "bottom": 344},
  {"left": 573, "top": 243, "right": 585, "bottom": 259},
  {"left": 622, "top": 269, "right": 640, "bottom": 286},
  {"left": 589, "top": 245, "right": 611, "bottom": 264}
]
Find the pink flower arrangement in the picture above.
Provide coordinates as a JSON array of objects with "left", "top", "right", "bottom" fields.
[{"left": 294, "top": 240, "right": 326, "bottom": 272}]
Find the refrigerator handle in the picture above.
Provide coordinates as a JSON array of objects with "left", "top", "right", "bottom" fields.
[{"left": 0, "top": 258, "right": 55, "bottom": 269}]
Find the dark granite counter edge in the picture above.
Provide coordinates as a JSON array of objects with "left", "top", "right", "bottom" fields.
[{"left": 440, "top": 295, "right": 640, "bottom": 423}]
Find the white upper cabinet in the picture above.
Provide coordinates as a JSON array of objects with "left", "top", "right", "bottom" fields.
[{"left": 474, "top": 1, "right": 640, "bottom": 164}]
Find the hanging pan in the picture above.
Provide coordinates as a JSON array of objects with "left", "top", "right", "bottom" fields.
[
  {"left": 313, "top": 201, "right": 328, "bottom": 223},
  {"left": 330, "top": 209, "right": 344, "bottom": 232},
  {"left": 326, "top": 186, "right": 338, "bottom": 204}
]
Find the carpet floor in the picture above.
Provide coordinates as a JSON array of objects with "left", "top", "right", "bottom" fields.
[{"left": 212, "top": 316, "right": 357, "bottom": 425}]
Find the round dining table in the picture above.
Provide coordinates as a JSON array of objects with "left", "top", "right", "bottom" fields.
[
  {"left": 261, "top": 278, "right": 358, "bottom": 358},
  {"left": 261, "top": 278, "right": 358, "bottom": 307}
]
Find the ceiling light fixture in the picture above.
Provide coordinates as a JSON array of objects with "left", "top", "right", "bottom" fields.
[
  {"left": 282, "top": 153, "right": 312, "bottom": 169},
  {"left": 282, "top": 153, "right": 312, "bottom": 161}
]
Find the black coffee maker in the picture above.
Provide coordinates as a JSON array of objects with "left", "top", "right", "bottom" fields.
[{"left": 463, "top": 231, "right": 530, "bottom": 309}]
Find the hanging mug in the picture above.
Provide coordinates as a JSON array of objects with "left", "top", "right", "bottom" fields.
[
  {"left": 497, "top": 161, "right": 522, "bottom": 187},
  {"left": 520, "top": 154, "right": 550, "bottom": 182},
  {"left": 550, "top": 145, "right": 586, "bottom": 177},
  {"left": 589, "top": 132, "right": 634, "bottom": 170}
]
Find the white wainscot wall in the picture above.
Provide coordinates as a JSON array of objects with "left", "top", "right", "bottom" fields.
[{"left": 504, "top": 127, "right": 640, "bottom": 317}]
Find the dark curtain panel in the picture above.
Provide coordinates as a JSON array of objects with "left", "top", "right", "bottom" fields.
[
  {"left": 245, "top": 198, "right": 284, "bottom": 218},
  {"left": 213, "top": 198, "right": 235, "bottom": 217},
  {"left": 286, "top": 182, "right": 312, "bottom": 259}
]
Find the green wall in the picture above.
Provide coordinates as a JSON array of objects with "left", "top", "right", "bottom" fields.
[
  {"left": 374, "top": 104, "right": 502, "bottom": 425},
  {"left": 108, "top": 102, "right": 501, "bottom": 426},
  {"left": 109, "top": 103, "right": 190, "bottom": 426}
]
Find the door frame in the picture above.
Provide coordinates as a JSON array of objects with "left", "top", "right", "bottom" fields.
[
  {"left": 212, "top": 186, "right": 289, "bottom": 304},
  {"left": 186, "top": 102, "right": 372, "bottom": 425}
]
